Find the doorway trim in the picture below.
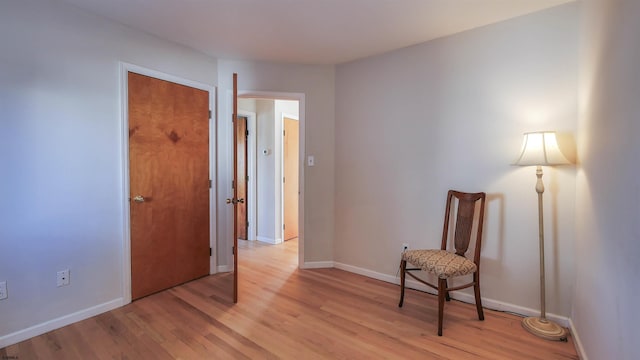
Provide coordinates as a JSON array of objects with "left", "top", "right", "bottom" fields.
[
  {"left": 119, "top": 62, "right": 217, "bottom": 304},
  {"left": 223, "top": 90, "right": 306, "bottom": 267}
]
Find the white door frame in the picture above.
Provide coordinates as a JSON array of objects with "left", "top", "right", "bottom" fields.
[{"left": 119, "top": 62, "right": 217, "bottom": 304}]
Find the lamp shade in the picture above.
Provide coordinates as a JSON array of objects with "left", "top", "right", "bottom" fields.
[{"left": 514, "top": 131, "right": 570, "bottom": 166}]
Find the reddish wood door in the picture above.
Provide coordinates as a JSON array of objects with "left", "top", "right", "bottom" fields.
[
  {"left": 283, "top": 117, "right": 299, "bottom": 240},
  {"left": 232, "top": 73, "right": 239, "bottom": 303},
  {"left": 128, "top": 72, "right": 210, "bottom": 300},
  {"left": 235, "top": 115, "right": 248, "bottom": 240}
]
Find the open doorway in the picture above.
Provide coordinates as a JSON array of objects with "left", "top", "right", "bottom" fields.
[{"left": 237, "top": 97, "right": 300, "bottom": 252}]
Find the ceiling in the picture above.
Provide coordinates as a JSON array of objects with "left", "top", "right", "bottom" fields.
[{"left": 60, "top": 0, "right": 574, "bottom": 65}]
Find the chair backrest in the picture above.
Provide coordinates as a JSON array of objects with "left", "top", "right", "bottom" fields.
[{"left": 440, "top": 190, "right": 486, "bottom": 265}]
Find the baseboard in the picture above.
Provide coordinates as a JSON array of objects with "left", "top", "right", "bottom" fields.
[
  {"left": 333, "top": 262, "right": 570, "bottom": 328},
  {"left": 300, "top": 261, "right": 334, "bottom": 269},
  {"left": 480, "top": 296, "right": 570, "bottom": 328},
  {"left": 256, "top": 236, "right": 282, "bottom": 245},
  {"left": 216, "top": 265, "right": 233, "bottom": 273},
  {"left": 334, "top": 261, "right": 405, "bottom": 287},
  {"left": 0, "top": 298, "right": 124, "bottom": 348},
  {"left": 569, "top": 318, "right": 588, "bottom": 360}
]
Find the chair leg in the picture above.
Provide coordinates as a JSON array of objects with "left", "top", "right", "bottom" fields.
[
  {"left": 473, "top": 272, "right": 484, "bottom": 321},
  {"left": 398, "top": 260, "right": 406, "bottom": 307},
  {"left": 438, "top": 278, "right": 446, "bottom": 336},
  {"left": 444, "top": 279, "right": 451, "bottom": 301}
]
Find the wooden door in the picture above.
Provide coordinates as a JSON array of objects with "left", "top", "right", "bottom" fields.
[
  {"left": 283, "top": 117, "right": 299, "bottom": 241},
  {"left": 128, "top": 72, "right": 210, "bottom": 300},
  {"left": 232, "top": 73, "right": 239, "bottom": 303},
  {"left": 235, "top": 115, "right": 248, "bottom": 240}
]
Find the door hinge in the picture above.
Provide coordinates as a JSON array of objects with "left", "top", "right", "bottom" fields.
[
  {"left": 232, "top": 246, "right": 235, "bottom": 255},
  {"left": 283, "top": 224, "right": 286, "bottom": 230},
  {"left": 209, "top": 247, "right": 212, "bottom": 256},
  {"left": 209, "top": 110, "right": 212, "bottom": 119},
  {"left": 209, "top": 179, "right": 212, "bottom": 188},
  {"left": 232, "top": 113, "right": 235, "bottom": 122},
  {"left": 246, "top": 221, "right": 249, "bottom": 229},
  {"left": 283, "top": 130, "right": 286, "bottom": 136},
  {"left": 245, "top": 129, "right": 249, "bottom": 137},
  {"left": 246, "top": 175, "right": 249, "bottom": 182},
  {"left": 232, "top": 180, "right": 235, "bottom": 189}
]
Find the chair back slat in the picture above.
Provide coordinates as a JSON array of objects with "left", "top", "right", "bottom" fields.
[
  {"left": 441, "top": 190, "right": 486, "bottom": 261},
  {"left": 454, "top": 199, "right": 476, "bottom": 256}
]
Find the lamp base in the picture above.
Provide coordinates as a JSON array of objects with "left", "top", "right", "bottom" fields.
[{"left": 522, "top": 316, "right": 568, "bottom": 342}]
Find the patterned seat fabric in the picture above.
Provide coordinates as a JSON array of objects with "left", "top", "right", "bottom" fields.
[{"left": 402, "top": 249, "right": 476, "bottom": 279}]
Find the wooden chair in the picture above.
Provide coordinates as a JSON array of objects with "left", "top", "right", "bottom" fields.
[{"left": 398, "top": 190, "right": 486, "bottom": 336}]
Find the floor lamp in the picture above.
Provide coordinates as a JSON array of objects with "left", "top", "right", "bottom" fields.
[{"left": 514, "top": 131, "right": 569, "bottom": 341}]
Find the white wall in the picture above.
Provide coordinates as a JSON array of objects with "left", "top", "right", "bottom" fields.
[
  {"left": 335, "top": 3, "right": 578, "bottom": 318},
  {"left": 574, "top": 0, "right": 640, "bottom": 359},
  {"left": 276, "top": 100, "right": 300, "bottom": 119},
  {"left": 238, "top": 98, "right": 257, "bottom": 113},
  {"left": 217, "top": 60, "right": 335, "bottom": 267},
  {"left": 256, "top": 99, "right": 277, "bottom": 241},
  {"left": 0, "top": 0, "right": 217, "bottom": 346}
]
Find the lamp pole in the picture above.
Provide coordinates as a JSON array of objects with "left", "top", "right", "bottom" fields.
[
  {"left": 536, "top": 165, "right": 547, "bottom": 321},
  {"left": 515, "top": 131, "right": 569, "bottom": 341}
]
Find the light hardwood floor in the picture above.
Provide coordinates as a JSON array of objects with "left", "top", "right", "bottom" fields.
[{"left": 2, "top": 239, "right": 579, "bottom": 359}]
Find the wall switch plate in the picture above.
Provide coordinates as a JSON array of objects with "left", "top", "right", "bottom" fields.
[
  {"left": 0, "top": 281, "right": 7, "bottom": 300},
  {"left": 57, "top": 269, "right": 70, "bottom": 287}
]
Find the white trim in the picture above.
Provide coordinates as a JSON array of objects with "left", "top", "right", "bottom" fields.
[
  {"left": 257, "top": 236, "right": 282, "bottom": 245},
  {"left": 238, "top": 110, "right": 257, "bottom": 242},
  {"left": 333, "top": 262, "right": 571, "bottom": 328},
  {"left": 209, "top": 87, "right": 218, "bottom": 275},
  {"left": 0, "top": 298, "right": 123, "bottom": 348},
  {"left": 569, "top": 318, "right": 588, "bottom": 360},
  {"left": 300, "top": 261, "right": 335, "bottom": 269},
  {"left": 119, "top": 62, "right": 217, "bottom": 305},
  {"left": 119, "top": 63, "right": 132, "bottom": 305},
  {"left": 217, "top": 265, "right": 233, "bottom": 273},
  {"left": 238, "top": 90, "right": 302, "bottom": 100}
]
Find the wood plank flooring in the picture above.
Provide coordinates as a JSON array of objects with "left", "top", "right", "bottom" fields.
[{"left": 1, "top": 239, "right": 579, "bottom": 359}]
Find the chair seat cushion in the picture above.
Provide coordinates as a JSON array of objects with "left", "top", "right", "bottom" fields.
[{"left": 402, "top": 249, "right": 477, "bottom": 279}]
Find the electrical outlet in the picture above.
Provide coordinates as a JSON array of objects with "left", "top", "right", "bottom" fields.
[
  {"left": 57, "top": 269, "right": 70, "bottom": 287},
  {"left": 402, "top": 243, "right": 409, "bottom": 252},
  {"left": 0, "top": 281, "right": 7, "bottom": 300}
]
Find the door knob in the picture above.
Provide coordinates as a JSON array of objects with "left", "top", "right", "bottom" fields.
[
  {"left": 226, "top": 198, "right": 245, "bottom": 204},
  {"left": 133, "top": 195, "right": 145, "bottom": 203}
]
